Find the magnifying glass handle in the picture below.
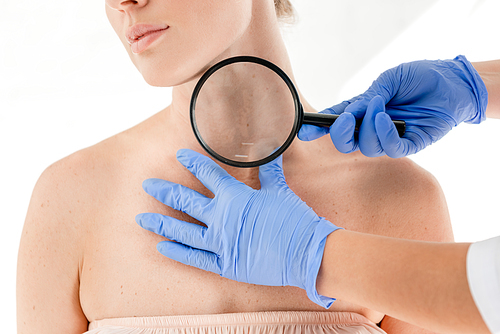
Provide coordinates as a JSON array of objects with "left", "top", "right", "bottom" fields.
[{"left": 303, "top": 112, "right": 406, "bottom": 137}]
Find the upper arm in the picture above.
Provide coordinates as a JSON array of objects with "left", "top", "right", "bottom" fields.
[{"left": 17, "top": 159, "right": 89, "bottom": 333}]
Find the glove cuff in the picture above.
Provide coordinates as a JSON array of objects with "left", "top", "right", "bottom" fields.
[
  {"left": 304, "top": 218, "right": 343, "bottom": 309},
  {"left": 454, "top": 55, "right": 488, "bottom": 124}
]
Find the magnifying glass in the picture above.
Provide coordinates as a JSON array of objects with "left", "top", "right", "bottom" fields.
[{"left": 190, "top": 56, "right": 406, "bottom": 168}]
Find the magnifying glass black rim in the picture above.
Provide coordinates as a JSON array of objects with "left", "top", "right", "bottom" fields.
[{"left": 190, "top": 56, "right": 303, "bottom": 168}]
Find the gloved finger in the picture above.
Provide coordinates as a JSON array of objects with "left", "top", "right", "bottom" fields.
[
  {"left": 344, "top": 96, "right": 371, "bottom": 119},
  {"left": 176, "top": 149, "right": 244, "bottom": 194},
  {"left": 329, "top": 112, "right": 358, "bottom": 153},
  {"left": 136, "top": 213, "right": 211, "bottom": 251},
  {"left": 157, "top": 241, "right": 222, "bottom": 276},
  {"left": 297, "top": 124, "right": 329, "bottom": 141},
  {"left": 142, "top": 178, "right": 211, "bottom": 222},
  {"left": 358, "top": 96, "right": 386, "bottom": 157},
  {"left": 377, "top": 114, "right": 440, "bottom": 158},
  {"left": 259, "top": 154, "right": 286, "bottom": 189},
  {"left": 344, "top": 87, "right": 392, "bottom": 120},
  {"left": 375, "top": 112, "right": 413, "bottom": 158},
  {"left": 298, "top": 98, "right": 357, "bottom": 142},
  {"left": 345, "top": 64, "right": 402, "bottom": 118}
]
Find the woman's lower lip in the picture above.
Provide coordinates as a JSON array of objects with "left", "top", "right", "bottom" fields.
[{"left": 131, "top": 28, "right": 168, "bottom": 54}]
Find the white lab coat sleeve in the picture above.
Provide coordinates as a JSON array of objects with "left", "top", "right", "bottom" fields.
[{"left": 467, "top": 235, "right": 500, "bottom": 334}]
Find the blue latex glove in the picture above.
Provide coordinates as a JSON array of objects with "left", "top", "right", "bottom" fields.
[
  {"left": 299, "top": 55, "right": 488, "bottom": 158},
  {"left": 136, "top": 149, "right": 341, "bottom": 308}
]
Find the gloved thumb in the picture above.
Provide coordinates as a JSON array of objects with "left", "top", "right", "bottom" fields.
[
  {"left": 177, "top": 148, "right": 238, "bottom": 194},
  {"left": 259, "top": 154, "right": 286, "bottom": 189}
]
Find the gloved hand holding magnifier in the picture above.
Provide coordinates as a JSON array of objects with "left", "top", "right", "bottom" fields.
[{"left": 190, "top": 56, "right": 406, "bottom": 168}]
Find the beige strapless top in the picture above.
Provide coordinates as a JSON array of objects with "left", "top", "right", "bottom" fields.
[{"left": 85, "top": 311, "right": 386, "bottom": 334}]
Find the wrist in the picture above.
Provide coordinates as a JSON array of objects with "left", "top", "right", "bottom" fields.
[
  {"left": 454, "top": 55, "right": 488, "bottom": 124},
  {"left": 471, "top": 59, "right": 500, "bottom": 119},
  {"left": 299, "top": 217, "right": 341, "bottom": 308},
  {"left": 316, "top": 229, "right": 347, "bottom": 299}
]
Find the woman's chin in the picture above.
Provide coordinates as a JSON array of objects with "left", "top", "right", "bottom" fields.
[
  {"left": 140, "top": 67, "right": 202, "bottom": 88},
  {"left": 140, "top": 71, "right": 178, "bottom": 87},
  {"left": 143, "top": 77, "right": 173, "bottom": 87}
]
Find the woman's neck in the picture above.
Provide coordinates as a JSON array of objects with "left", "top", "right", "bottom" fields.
[
  {"left": 161, "top": 2, "right": 312, "bottom": 183},
  {"left": 168, "top": 0, "right": 298, "bottom": 140}
]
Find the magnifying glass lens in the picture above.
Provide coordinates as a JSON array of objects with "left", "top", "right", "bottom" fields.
[{"left": 192, "top": 61, "right": 297, "bottom": 166}]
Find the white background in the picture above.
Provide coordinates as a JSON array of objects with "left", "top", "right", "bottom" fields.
[{"left": 1, "top": 0, "right": 499, "bottom": 331}]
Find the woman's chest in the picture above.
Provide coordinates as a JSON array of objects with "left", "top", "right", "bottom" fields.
[{"left": 78, "top": 164, "right": 383, "bottom": 323}]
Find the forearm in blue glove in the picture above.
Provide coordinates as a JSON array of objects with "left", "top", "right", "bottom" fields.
[
  {"left": 299, "top": 55, "right": 488, "bottom": 158},
  {"left": 136, "top": 149, "right": 342, "bottom": 308}
]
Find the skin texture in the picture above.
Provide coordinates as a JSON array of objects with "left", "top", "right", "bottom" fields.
[{"left": 17, "top": 0, "right": 453, "bottom": 333}]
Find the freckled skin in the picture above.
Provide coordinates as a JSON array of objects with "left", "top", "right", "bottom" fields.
[{"left": 17, "top": 0, "right": 453, "bottom": 333}]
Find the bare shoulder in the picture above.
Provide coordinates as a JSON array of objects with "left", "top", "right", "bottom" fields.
[
  {"left": 17, "top": 133, "right": 106, "bottom": 332},
  {"left": 19, "top": 117, "right": 147, "bottom": 270},
  {"left": 338, "top": 152, "right": 453, "bottom": 242},
  {"left": 17, "top": 117, "right": 159, "bottom": 331},
  {"left": 290, "top": 137, "right": 453, "bottom": 243},
  {"left": 32, "top": 131, "right": 130, "bottom": 214},
  {"left": 22, "top": 141, "right": 109, "bottom": 251},
  {"left": 33, "top": 110, "right": 164, "bottom": 204}
]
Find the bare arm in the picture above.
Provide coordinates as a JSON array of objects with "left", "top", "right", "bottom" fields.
[
  {"left": 317, "top": 230, "right": 489, "bottom": 334},
  {"left": 17, "top": 161, "right": 88, "bottom": 333},
  {"left": 472, "top": 60, "right": 500, "bottom": 119}
]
